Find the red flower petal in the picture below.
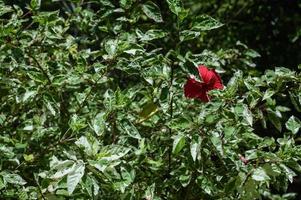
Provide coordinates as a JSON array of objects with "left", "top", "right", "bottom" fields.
[
  {"left": 184, "top": 65, "right": 223, "bottom": 102},
  {"left": 197, "top": 65, "right": 213, "bottom": 84},
  {"left": 184, "top": 77, "right": 209, "bottom": 102},
  {"left": 198, "top": 65, "right": 224, "bottom": 90},
  {"left": 197, "top": 90, "right": 210, "bottom": 102},
  {"left": 211, "top": 69, "right": 224, "bottom": 90}
]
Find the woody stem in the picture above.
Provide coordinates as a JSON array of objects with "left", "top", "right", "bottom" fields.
[{"left": 168, "top": 63, "right": 174, "bottom": 174}]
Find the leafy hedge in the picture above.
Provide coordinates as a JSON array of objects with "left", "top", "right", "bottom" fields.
[{"left": 0, "top": 0, "right": 301, "bottom": 199}]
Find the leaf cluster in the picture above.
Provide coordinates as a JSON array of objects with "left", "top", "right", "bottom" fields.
[{"left": 0, "top": 0, "right": 300, "bottom": 199}]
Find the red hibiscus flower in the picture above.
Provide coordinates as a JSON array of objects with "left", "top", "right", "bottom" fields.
[{"left": 184, "top": 65, "right": 224, "bottom": 102}]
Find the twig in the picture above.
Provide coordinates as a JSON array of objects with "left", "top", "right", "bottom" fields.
[
  {"left": 27, "top": 53, "right": 52, "bottom": 84},
  {"left": 241, "top": 169, "right": 254, "bottom": 188},
  {"left": 167, "top": 12, "right": 181, "bottom": 179},
  {"left": 59, "top": 127, "right": 72, "bottom": 142},
  {"left": 168, "top": 64, "right": 174, "bottom": 173},
  {"left": 21, "top": 10, "right": 32, "bottom": 18},
  {"left": 75, "top": 73, "right": 105, "bottom": 114},
  {"left": 34, "top": 175, "right": 46, "bottom": 200}
]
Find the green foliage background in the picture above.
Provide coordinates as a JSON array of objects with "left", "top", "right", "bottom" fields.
[{"left": 0, "top": 0, "right": 301, "bottom": 199}]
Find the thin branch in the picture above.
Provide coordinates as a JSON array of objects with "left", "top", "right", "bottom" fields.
[
  {"left": 75, "top": 73, "right": 106, "bottom": 114},
  {"left": 27, "top": 53, "right": 52, "bottom": 84},
  {"left": 34, "top": 176, "right": 46, "bottom": 200},
  {"left": 167, "top": 13, "right": 181, "bottom": 178},
  {"left": 241, "top": 169, "right": 254, "bottom": 188},
  {"left": 168, "top": 64, "right": 174, "bottom": 173}
]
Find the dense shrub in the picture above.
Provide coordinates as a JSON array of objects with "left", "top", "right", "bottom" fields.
[{"left": 0, "top": 0, "right": 300, "bottom": 199}]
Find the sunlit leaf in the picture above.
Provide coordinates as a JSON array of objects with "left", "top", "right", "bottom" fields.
[
  {"left": 172, "top": 134, "right": 186, "bottom": 155},
  {"left": 252, "top": 168, "right": 270, "bottom": 181},
  {"left": 286, "top": 116, "right": 301, "bottom": 134},
  {"left": 268, "top": 110, "right": 282, "bottom": 132},
  {"left": 67, "top": 162, "right": 85, "bottom": 195},
  {"left": 93, "top": 112, "right": 106, "bottom": 136},
  {"left": 142, "top": 1, "right": 163, "bottom": 23},
  {"left": 2, "top": 173, "right": 27, "bottom": 186},
  {"left": 192, "top": 15, "right": 223, "bottom": 31},
  {"left": 243, "top": 105, "right": 253, "bottom": 126}
]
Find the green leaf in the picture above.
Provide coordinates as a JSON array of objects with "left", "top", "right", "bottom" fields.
[
  {"left": 144, "top": 183, "right": 156, "bottom": 200},
  {"left": 0, "top": 178, "right": 5, "bottom": 190},
  {"left": 75, "top": 136, "right": 93, "bottom": 156},
  {"left": 45, "top": 101, "right": 56, "bottom": 116},
  {"left": 166, "top": 0, "right": 182, "bottom": 16},
  {"left": 30, "top": 0, "right": 41, "bottom": 10},
  {"left": 113, "top": 167, "right": 135, "bottom": 193},
  {"left": 172, "top": 134, "right": 186, "bottom": 155},
  {"left": 197, "top": 176, "right": 214, "bottom": 195},
  {"left": 0, "top": 5, "right": 13, "bottom": 16},
  {"left": 23, "top": 154, "right": 34, "bottom": 162},
  {"left": 224, "top": 126, "right": 236, "bottom": 138},
  {"left": 282, "top": 193, "right": 297, "bottom": 199},
  {"left": 99, "top": 0, "right": 115, "bottom": 7},
  {"left": 190, "top": 136, "right": 201, "bottom": 162},
  {"left": 166, "top": 0, "right": 188, "bottom": 21},
  {"left": 262, "top": 89, "right": 275, "bottom": 101},
  {"left": 280, "top": 164, "right": 296, "bottom": 183},
  {"left": 245, "top": 49, "right": 261, "bottom": 58},
  {"left": 179, "top": 30, "right": 200, "bottom": 41},
  {"left": 192, "top": 15, "right": 223, "bottom": 31},
  {"left": 262, "top": 163, "right": 281, "bottom": 178},
  {"left": 85, "top": 175, "right": 100, "bottom": 197},
  {"left": 104, "top": 39, "right": 118, "bottom": 57},
  {"left": 2, "top": 173, "right": 27, "bottom": 185},
  {"left": 276, "top": 106, "right": 291, "bottom": 112},
  {"left": 22, "top": 91, "right": 36, "bottom": 102},
  {"left": 120, "top": 0, "right": 133, "bottom": 9},
  {"left": 268, "top": 110, "right": 282, "bottom": 132},
  {"left": 67, "top": 162, "right": 85, "bottom": 195},
  {"left": 252, "top": 167, "right": 270, "bottom": 181},
  {"left": 23, "top": 125, "right": 33, "bottom": 131},
  {"left": 179, "top": 174, "right": 191, "bottom": 187},
  {"left": 243, "top": 105, "right": 253, "bottom": 126},
  {"left": 93, "top": 112, "right": 106, "bottom": 136},
  {"left": 136, "top": 29, "right": 167, "bottom": 41},
  {"left": 289, "top": 92, "right": 301, "bottom": 112},
  {"left": 142, "top": 1, "right": 163, "bottom": 23},
  {"left": 138, "top": 102, "right": 158, "bottom": 123},
  {"left": 243, "top": 179, "right": 260, "bottom": 199},
  {"left": 0, "top": 114, "right": 6, "bottom": 125},
  {"left": 50, "top": 157, "right": 75, "bottom": 179},
  {"left": 121, "top": 121, "right": 141, "bottom": 139},
  {"left": 285, "top": 116, "right": 301, "bottom": 134}
]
